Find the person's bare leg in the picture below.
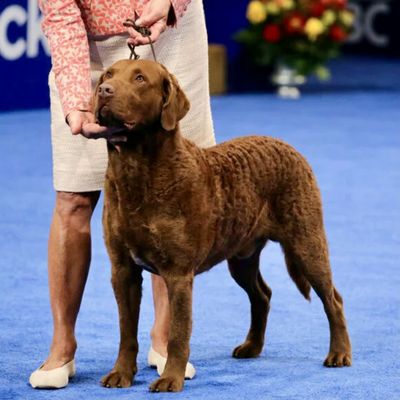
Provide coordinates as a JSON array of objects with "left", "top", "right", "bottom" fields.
[
  {"left": 151, "top": 274, "right": 170, "bottom": 358},
  {"left": 42, "top": 191, "right": 100, "bottom": 370}
]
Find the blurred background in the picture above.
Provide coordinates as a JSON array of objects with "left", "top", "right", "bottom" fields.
[{"left": 0, "top": 0, "right": 399, "bottom": 109}]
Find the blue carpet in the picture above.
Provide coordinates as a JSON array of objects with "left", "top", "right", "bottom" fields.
[{"left": 0, "top": 57, "right": 399, "bottom": 399}]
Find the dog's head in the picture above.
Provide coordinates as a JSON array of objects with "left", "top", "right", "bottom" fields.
[{"left": 93, "top": 59, "right": 190, "bottom": 133}]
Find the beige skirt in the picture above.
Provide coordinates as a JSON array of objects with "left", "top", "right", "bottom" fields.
[{"left": 49, "top": 0, "right": 215, "bottom": 192}]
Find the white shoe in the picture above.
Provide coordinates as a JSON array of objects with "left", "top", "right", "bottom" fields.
[
  {"left": 29, "top": 359, "right": 76, "bottom": 389},
  {"left": 147, "top": 347, "right": 196, "bottom": 379}
]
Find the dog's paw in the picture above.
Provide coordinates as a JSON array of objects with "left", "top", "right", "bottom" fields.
[
  {"left": 101, "top": 369, "right": 134, "bottom": 388},
  {"left": 232, "top": 340, "right": 263, "bottom": 358},
  {"left": 324, "top": 351, "right": 352, "bottom": 367},
  {"left": 149, "top": 375, "right": 184, "bottom": 392}
]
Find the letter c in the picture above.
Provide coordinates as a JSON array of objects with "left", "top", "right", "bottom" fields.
[
  {"left": 0, "top": 5, "right": 27, "bottom": 61},
  {"left": 365, "top": 3, "right": 390, "bottom": 47}
]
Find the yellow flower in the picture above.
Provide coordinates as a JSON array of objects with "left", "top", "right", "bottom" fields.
[
  {"left": 246, "top": 1, "right": 267, "bottom": 24},
  {"left": 265, "top": 1, "right": 280, "bottom": 15},
  {"left": 304, "top": 18, "right": 325, "bottom": 41},
  {"left": 315, "top": 66, "right": 331, "bottom": 81},
  {"left": 339, "top": 10, "right": 354, "bottom": 27},
  {"left": 321, "top": 10, "right": 336, "bottom": 27},
  {"left": 280, "top": 0, "right": 295, "bottom": 10}
]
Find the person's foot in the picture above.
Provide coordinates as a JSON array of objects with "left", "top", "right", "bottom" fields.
[
  {"left": 41, "top": 337, "right": 77, "bottom": 370},
  {"left": 150, "top": 326, "right": 168, "bottom": 357},
  {"left": 151, "top": 336, "right": 168, "bottom": 358},
  {"left": 147, "top": 347, "right": 196, "bottom": 379},
  {"left": 150, "top": 328, "right": 196, "bottom": 379},
  {"left": 30, "top": 338, "right": 77, "bottom": 389},
  {"left": 30, "top": 359, "right": 76, "bottom": 389}
]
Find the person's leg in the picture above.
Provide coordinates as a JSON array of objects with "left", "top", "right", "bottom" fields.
[
  {"left": 150, "top": 274, "right": 170, "bottom": 357},
  {"left": 42, "top": 191, "right": 100, "bottom": 370},
  {"left": 149, "top": 0, "right": 214, "bottom": 362}
]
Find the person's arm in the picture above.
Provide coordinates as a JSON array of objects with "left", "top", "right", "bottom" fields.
[
  {"left": 39, "top": 0, "right": 91, "bottom": 119},
  {"left": 128, "top": 0, "right": 192, "bottom": 45}
]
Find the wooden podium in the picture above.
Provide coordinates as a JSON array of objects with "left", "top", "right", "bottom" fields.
[{"left": 208, "top": 44, "right": 227, "bottom": 95}]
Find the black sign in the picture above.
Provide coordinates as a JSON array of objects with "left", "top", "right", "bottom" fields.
[{"left": 346, "top": 0, "right": 400, "bottom": 56}]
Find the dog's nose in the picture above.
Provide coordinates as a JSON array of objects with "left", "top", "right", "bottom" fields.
[{"left": 98, "top": 83, "right": 115, "bottom": 98}]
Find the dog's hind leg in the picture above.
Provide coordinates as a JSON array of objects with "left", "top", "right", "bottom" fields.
[
  {"left": 282, "top": 232, "right": 352, "bottom": 367},
  {"left": 228, "top": 245, "right": 271, "bottom": 358}
]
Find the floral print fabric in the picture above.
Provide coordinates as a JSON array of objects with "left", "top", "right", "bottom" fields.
[{"left": 39, "top": 0, "right": 191, "bottom": 117}]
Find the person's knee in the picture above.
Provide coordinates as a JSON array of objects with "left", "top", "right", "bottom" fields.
[{"left": 55, "top": 191, "right": 99, "bottom": 224}]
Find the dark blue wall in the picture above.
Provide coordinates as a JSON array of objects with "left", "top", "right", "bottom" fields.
[
  {"left": 0, "top": 0, "right": 51, "bottom": 111},
  {"left": 204, "top": 0, "right": 247, "bottom": 60},
  {"left": 0, "top": 0, "right": 399, "bottom": 111}
]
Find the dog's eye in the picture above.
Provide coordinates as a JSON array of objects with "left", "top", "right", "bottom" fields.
[
  {"left": 135, "top": 74, "right": 144, "bottom": 82},
  {"left": 105, "top": 71, "right": 113, "bottom": 79}
]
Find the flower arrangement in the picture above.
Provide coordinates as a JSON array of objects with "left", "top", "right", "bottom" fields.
[{"left": 235, "top": 0, "right": 354, "bottom": 80}]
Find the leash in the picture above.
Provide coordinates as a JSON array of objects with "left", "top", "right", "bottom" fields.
[{"left": 123, "top": 18, "right": 157, "bottom": 62}]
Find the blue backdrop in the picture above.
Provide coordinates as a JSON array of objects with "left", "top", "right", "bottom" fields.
[
  {"left": 0, "top": 0, "right": 50, "bottom": 111},
  {"left": 0, "top": 0, "right": 399, "bottom": 111}
]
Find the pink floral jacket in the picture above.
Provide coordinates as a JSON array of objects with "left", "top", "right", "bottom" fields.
[{"left": 39, "top": 0, "right": 191, "bottom": 117}]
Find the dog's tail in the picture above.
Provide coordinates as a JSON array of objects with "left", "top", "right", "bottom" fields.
[
  {"left": 289, "top": 266, "right": 311, "bottom": 301},
  {"left": 283, "top": 249, "right": 311, "bottom": 301}
]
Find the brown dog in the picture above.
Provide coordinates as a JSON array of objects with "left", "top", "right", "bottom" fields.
[{"left": 92, "top": 59, "right": 352, "bottom": 392}]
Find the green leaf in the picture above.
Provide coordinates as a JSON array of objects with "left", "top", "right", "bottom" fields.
[
  {"left": 234, "top": 29, "right": 259, "bottom": 45},
  {"left": 314, "top": 65, "right": 331, "bottom": 80}
]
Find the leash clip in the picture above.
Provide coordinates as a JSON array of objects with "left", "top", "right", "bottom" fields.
[{"left": 123, "top": 18, "right": 157, "bottom": 62}]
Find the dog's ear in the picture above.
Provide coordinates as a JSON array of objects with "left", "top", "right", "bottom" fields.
[
  {"left": 91, "top": 72, "right": 105, "bottom": 113},
  {"left": 161, "top": 73, "right": 190, "bottom": 131}
]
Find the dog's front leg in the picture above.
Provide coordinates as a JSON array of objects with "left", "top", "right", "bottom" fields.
[
  {"left": 101, "top": 253, "right": 143, "bottom": 388},
  {"left": 149, "top": 273, "right": 194, "bottom": 392}
]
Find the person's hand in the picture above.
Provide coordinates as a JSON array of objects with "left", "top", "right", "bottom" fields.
[
  {"left": 66, "top": 110, "right": 127, "bottom": 143},
  {"left": 127, "top": 0, "right": 172, "bottom": 46}
]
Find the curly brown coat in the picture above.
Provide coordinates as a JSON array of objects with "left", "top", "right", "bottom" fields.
[{"left": 93, "top": 60, "right": 351, "bottom": 392}]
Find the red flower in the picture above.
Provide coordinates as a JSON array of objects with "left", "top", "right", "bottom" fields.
[
  {"left": 263, "top": 24, "right": 282, "bottom": 42},
  {"left": 321, "top": 0, "right": 347, "bottom": 8},
  {"left": 334, "top": 0, "right": 347, "bottom": 9},
  {"left": 284, "top": 13, "right": 306, "bottom": 34},
  {"left": 310, "top": 1, "right": 326, "bottom": 17},
  {"left": 330, "top": 25, "right": 348, "bottom": 41}
]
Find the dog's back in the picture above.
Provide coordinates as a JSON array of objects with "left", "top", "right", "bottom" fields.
[{"left": 199, "top": 136, "right": 323, "bottom": 271}]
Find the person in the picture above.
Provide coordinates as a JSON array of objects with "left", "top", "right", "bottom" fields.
[{"left": 29, "top": 0, "right": 215, "bottom": 389}]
